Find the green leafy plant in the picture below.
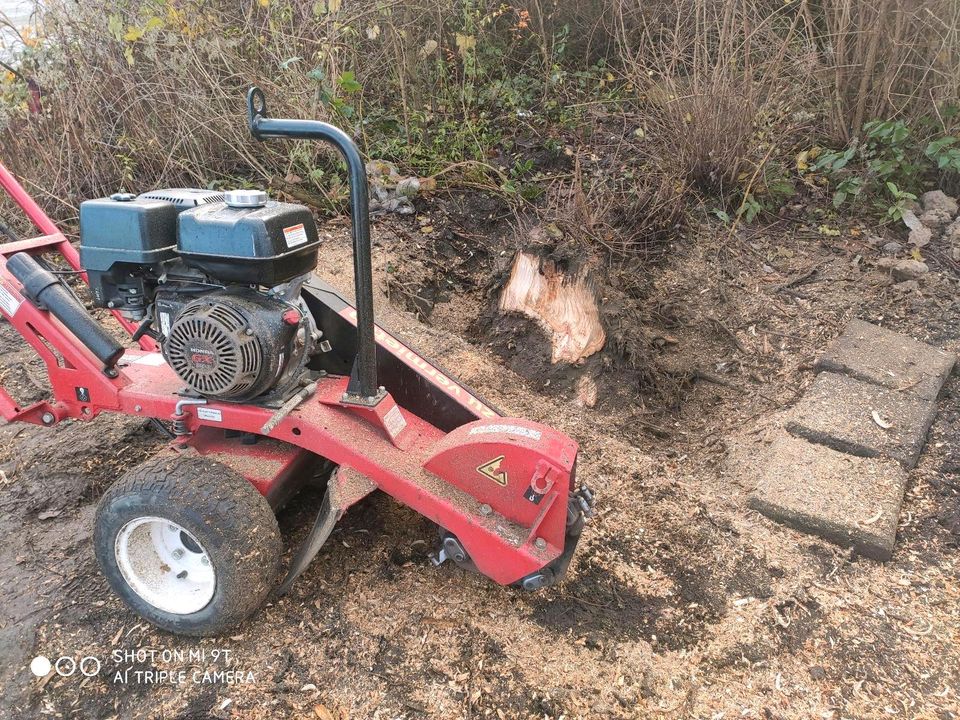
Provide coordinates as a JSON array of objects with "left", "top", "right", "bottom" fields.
[
  {"left": 813, "top": 118, "right": 956, "bottom": 219},
  {"left": 310, "top": 70, "right": 363, "bottom": 119},
  {"left": 831, "top": 176, "right": 865, "bottom": 207},
  {"left": 736, "top": 193, "right": 762, "bottom": 224},
  {"left": 500, "top": 157, "right": 544, "bottom": 201},
  {"left": 925, "top": 136, "right": 960, "bottom": 172},
  {"left": 884, "top": 181, "right": 918, "bottom": 222},
  {"left": 711, "top": 208, "right": 731, "bottom": 224}
]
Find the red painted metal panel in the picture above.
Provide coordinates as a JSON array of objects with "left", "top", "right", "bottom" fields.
[{"left": 180, "top": 426, "right": 317, "bottom": 507}]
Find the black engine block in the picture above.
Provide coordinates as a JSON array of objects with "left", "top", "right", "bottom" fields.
[{"left": 78, "top": 188, "right": 322, "bottom": 402}]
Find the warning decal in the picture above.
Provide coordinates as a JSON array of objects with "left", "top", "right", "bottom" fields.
[
  {"left": 282, "top": 223, "right": 310, "bottom": 248},
  {"left": 197, "top": 407, "right": 223, "bottom": 422},
  {"left": 477, "top": 456, "right": 508, "bottom": 487},
  {"left": 383, "top": 405, "right": 407, "bottom": 438},
  {"left": 469, "top": 424, "right": 541, "bottom": 441},
  {"left": 0, "top": 283, "right": 22, "bottom": 317}
]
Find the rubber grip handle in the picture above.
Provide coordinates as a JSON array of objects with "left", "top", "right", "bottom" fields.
[{"left": 6, "top": 252, "right": 124, "bottom": 369}]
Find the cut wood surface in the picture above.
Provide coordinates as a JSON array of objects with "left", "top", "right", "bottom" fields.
[{"left": 498, "top": 251, "right": 606, "bottom": 364}]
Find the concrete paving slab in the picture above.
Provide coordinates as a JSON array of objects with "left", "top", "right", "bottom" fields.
[
  {"left": 744, "top": 433, "right": 907, "bottom": 560},
  {"left": 784, "top": 372, "right": 937, "bottom": 469},
  {"left": 816, "top": 319, "right": 956, "bottom": 401}
]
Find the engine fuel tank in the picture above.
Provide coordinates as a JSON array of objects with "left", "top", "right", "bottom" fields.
[{"left": 177, "top": 193, "right": 321, "bottom": 286}]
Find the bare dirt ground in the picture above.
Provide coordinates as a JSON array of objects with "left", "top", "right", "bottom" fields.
[{"left": 0, "top": 197, "right": 958, "bottom": 720}]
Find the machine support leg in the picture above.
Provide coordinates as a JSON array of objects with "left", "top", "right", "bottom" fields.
[
  {"left": 276, "top": 489, "right": 341, "bottom": 595},
  {"left": 275, "top": 466, "right": 377, "bottom": 595}
]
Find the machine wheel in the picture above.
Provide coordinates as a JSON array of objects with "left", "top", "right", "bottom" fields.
[{"left": 94, "top": 454, "right": 282, "bottom": 636}]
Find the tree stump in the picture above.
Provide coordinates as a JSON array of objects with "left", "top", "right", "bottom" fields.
[{"left": 498, "top": 251, "right": 605, "bottom": 365}]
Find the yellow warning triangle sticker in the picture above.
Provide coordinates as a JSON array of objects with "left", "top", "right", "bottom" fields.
[{"left": 477, "top": 455, "right": 508, "bottom": 487}]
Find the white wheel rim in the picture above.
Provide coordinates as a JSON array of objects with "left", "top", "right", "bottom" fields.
[{"left": 115, "top": 516, "right": 216, "bottom": 615}]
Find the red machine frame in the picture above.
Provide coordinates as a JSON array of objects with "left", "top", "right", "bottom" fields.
[{"left": 0, "top": 159, "right": 587, "bottom": 589}]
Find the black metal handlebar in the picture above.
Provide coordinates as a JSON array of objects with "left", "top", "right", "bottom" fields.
[{"left": 246, "top": 87, "right": 381, "bottom": 405}]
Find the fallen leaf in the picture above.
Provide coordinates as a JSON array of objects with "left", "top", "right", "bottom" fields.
[
  {"left": 544, "top": 222, "right": 563, "bottom": 239},
  {"left": 454, "top": 33, "right": 476, "bottom": 57},
  {"left": 314, "top": 705, "right": 335, "bottom": 720},
  {"left": 871, "top": 410, "right": 892, "bottom": 429},
  {"left": 37, "top": 509, "right": 61, "bottom": 520}
]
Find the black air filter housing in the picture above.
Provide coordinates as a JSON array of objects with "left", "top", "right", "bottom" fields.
[
  {"left": 79, "top": 193, "right": 181, "bottom": 312},
  {"left": 79, "top": 194, "right": 179, "bottom": 273},
  {"left": 177, "top": 199, "right": 321, "bottom": 286},
  {"left": 79, "top": 189, "right": 227, "bottom": 312}
]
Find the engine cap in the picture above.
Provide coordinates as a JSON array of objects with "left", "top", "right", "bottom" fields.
[{"left": 224, "top": 189, "right": 268, "bottom": 208}]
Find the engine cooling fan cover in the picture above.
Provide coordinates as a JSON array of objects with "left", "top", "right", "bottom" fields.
[{"left": 164, "top": 297, "right": 265, "bottom": 400}]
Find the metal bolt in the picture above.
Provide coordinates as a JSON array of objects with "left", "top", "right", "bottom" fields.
[
  {"left": 134, "top": 405, "right": 142, "bottom": 412},
  {"left": 107, "top": 301, "right": 115, "bottom": 308},
  {"left": 245, "top": 327, "right": 254, "bottom": 335},
  {"left": 534, "top": 537, "right": 547, "bottom": 550},
  {"left": 479, "top": 503, "right": 492, "bottom": 516},
  {"left": 200, "top": 557, "right": 210, "bottom": 566},
  {"left": 41, "top": 412, "right": 55, "bottom": 425},
  {"left": 171, "top": 548, "right": 185, "bottom": 560}
]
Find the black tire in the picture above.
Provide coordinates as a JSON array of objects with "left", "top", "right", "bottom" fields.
[{"left": 94, "top": 453, "right": 282, "bottom": 636}]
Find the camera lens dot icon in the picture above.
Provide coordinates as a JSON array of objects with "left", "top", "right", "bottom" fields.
[{"left": 30, "top": 656, "right": 52, "bottom": 677}]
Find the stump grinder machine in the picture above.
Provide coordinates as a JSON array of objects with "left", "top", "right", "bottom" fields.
[{"left": 0, "top": 88, "right": 593, "bottom": 635}]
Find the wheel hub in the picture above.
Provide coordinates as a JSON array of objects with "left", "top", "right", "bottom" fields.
[{"left": 115, "top": 516, "right": 216, "bottom": 615}]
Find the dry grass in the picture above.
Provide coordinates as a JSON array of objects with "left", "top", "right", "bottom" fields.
[
  {"left": 0, "top": 0, "right": 957, "bottom": 239},
  {"left": 616, "top": 0, "right": 801, "bottom": 197},
  {"left": 614, "top": 0, "right": 959, "bottom": 206},
  {"left": 812, "top": 0, "right": 960, "bottom": 141}
]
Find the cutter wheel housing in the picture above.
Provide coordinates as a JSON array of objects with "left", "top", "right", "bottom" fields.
[{"left": 0, "top": 88, "right": 594, "bottom": 635}]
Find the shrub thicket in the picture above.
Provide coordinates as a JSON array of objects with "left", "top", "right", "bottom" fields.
[{"left": 0, "top": 0, "right": 957, "bottom": 237}]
